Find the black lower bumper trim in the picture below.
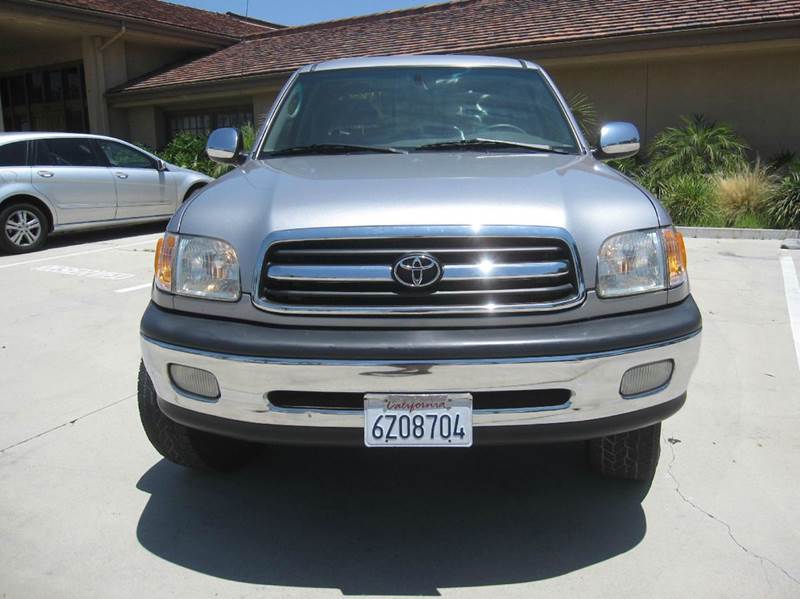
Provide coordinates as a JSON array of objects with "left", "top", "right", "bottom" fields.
[
  {"left": 158, "top": 393, "right": 686, "bottom": 447},
  {"left": 141, "top": 296, "right": 701, "bottom": 361}
]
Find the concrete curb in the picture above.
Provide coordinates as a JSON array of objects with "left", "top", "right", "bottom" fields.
[{"left": 677, "top": 226, "right": 800, "bottom": 241}]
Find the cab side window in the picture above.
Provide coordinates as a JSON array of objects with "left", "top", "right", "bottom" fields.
[
  {"left": 33, "top": 138, "right": 104, "bottom": 167},
  {"left": 0, "top": 141, "right": 28, "bottom": 167},
  {"left": 97, "top": 140, "right": 155, "bottom": 169}
]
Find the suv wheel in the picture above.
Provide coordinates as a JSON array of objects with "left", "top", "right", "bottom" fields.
[
  {"left": 0, "top": 203, "right": 47, "bottom": 254},
  {"left": 137, "top": 361, "right": 262, "bottom": 472},
  {"left": 588, "top": 423, "right": 661, "bottom": 481}
]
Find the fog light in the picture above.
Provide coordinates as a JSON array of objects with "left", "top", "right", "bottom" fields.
[
  {"left": 620, "top": 360, "right": 674, "bottom": 398},
  {"left": 168, "top": 364, "right": 220, "bottom": 400}
]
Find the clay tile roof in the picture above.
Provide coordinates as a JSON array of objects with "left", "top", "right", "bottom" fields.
[
  {"left": 113, "top": 0, "right": 800, "bottom": 94},
  {"left": 39, "top": 0, "right": 279, "bottom": 38}
]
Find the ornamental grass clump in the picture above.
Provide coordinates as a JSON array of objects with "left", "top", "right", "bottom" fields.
[
  {"left": 768, "top": 171, "right": 800, "bottom": 229},
  {"left": 711, "top": 161, "right": 775, "bottom": 227}
]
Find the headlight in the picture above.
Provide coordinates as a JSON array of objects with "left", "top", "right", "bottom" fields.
[
  {"left": 154, "top": 233, "right": 240, "bottom": 301},
  {"left": 597, "top": 227, "right": 687, "bottom": 298}
]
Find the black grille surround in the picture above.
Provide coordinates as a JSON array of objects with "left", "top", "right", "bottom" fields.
[{"left": 255, "top": 226, "right": 584, "bottom": 315}]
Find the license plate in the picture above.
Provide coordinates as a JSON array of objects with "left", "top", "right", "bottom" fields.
[{"left": 364, "top": 393, "right": 473, "bottom": 447}]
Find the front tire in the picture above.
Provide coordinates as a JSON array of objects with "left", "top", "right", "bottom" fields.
[
  {"left": 588, "top": 423, "right": 661, "bottom": 481},
  {"left": 137, "top": 361, "right": 262, "bottom": 471},
  {"left": 0, "top": 203, "right": 48, "bottom": 254}
]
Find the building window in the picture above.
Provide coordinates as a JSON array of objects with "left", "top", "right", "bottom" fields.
[
  {"left": 166, "top": 107, "right": 253, "bottom": 139},
  {"left": 1, "top": 64, "right": 88, "bottom": 133}
]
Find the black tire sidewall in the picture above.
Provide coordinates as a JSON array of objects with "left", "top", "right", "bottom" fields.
[{"left": 0, "top": 203, "right": 48, "bottom": 254}]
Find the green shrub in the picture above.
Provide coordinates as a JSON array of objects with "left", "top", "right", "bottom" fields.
[
  {"left": 659, "top": 174, "right": 724, "bottom": 227},
  {"left": 648, "top": 115, "right": 748, "bottom": 181},
  {"left": 240, "top": 123, "right": 256, "bottom": 153},
  {"left": 711, "top": 161, "right": 775, "bottom": 226},
  {"left": 157, "top": 123, "right": 257, "bottom": 178},
  {"left": 768, "top": 171, "right": 800, "bottom": 229},
  {"left": 158, "top": 132, "right": 218, "bottom": 177},
  {"left": 607, "top": 156, "right": 642, "bottom": 178},
  {"left": 730, "top": 212, "right": 770, "bottom": 229}
]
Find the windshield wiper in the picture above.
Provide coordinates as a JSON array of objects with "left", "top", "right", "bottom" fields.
[
  {"left": 415, "top": 138, "right": 571, "bottom": 154},
  {"left": 264, "top": 143, "right": 405, "bottom": 157}
]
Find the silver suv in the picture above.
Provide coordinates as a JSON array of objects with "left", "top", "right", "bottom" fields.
[
  {"left": 0, "top": 132, "right": 212, "bottom": 253},
  {"left": 138, "top": 55, "right": 701, "bottom": 481}
]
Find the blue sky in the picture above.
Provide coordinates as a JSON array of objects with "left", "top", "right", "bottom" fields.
[{"left": 172, "top": 0, "right": 430, "bottom": 26}]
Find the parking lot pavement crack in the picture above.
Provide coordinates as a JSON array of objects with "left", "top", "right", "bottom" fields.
[
  {"left": 664, "top": 437, "right": 800, "bottom": 587},
  {"left": 0, "top": 394, "right": 134, "bottom": 455}
]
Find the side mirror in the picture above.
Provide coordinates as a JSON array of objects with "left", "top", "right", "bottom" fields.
[
  {"left": 594, "top": 122, "right": 640, "bottom": 160},
  {"left": 206, "top": 127, "right": 244, "bottom": 165},
  {"left": 155, "top": 158, "right": 167, "bottom": 171}
]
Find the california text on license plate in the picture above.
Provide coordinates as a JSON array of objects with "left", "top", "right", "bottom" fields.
[{"left": 363, "top": 393, "right": 473, "bottom": 447}]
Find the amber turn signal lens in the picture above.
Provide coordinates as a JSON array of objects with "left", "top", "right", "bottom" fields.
[
  {"left": 154, "top": 233, "right": 177, "bottom": 292},
  {"left": 663, "top": 227, "right": 687, "bottom": 287}
]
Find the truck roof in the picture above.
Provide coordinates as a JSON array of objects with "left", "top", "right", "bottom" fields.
[{"left": 305, "top": 54, "right": 541, "bottom": 73}]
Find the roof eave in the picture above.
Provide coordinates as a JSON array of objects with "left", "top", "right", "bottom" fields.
[{"left": 10, "top": 0, "right": 251, "bottom": 44}]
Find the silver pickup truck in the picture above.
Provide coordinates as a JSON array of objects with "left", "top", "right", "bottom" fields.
[{"left": 137, "top": 55, "right": 701, "bottom": 481}]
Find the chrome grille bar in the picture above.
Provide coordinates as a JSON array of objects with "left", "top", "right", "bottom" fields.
[
  {"left": 273, "top": 245, "right": 564, "bottom": 256},
  {"left": 271, "top": 283, "right": 575, "bottom": 298},
  {"left": 443, "top": 261, "right": 569, "bottom": 281},
  {"left": 268, "top": 264, "right": 391, "bottom": 282},
  {"left": 267, "top": 261, "right": 570, "bottom": 283}
]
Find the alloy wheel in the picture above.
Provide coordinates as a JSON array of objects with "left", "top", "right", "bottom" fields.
[{"left": 4, "top": 209, "right": 42, "bottom": 248}]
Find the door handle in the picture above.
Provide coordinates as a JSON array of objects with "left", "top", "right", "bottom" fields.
[
  {"left": 37, "top": 170, "right": 54, "bottom": 178},
  {"left": 115, "top": 172, "right": 129, "bottom": 179}
]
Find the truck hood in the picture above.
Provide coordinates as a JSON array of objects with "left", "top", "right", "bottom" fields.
[{"left": 178, "top": 152, "right": 663, "bottom": 293}]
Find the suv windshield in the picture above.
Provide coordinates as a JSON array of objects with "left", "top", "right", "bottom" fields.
[{"left": 258, "top": 66, "right": 581, "bottom": 157}]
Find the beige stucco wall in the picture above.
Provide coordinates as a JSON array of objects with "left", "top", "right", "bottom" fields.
[
  {"left": 125, "top": 42, "right": 198, "bottom": 82},
  {"left": 127, "top": 105, "right": 162, "bottom": 149},
  {"left": 546, "top": 45, "right": 800, "bottom": 157}
]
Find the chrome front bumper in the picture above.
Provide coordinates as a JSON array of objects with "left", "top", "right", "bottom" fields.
[{"left": 141, "top": 331, "right": 701, "bottom": 431}]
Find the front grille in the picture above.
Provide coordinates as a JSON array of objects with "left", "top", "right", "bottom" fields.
[
  {"left": 257, "top": 227, "right": 583, "bottom": 314},
  {"left": 268, "top": 389, "right": 572, "bottom": 411}
]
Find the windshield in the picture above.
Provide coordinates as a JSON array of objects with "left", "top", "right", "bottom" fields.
[{"left": 258, "top": 66, "right": 581, "bottom": 157}]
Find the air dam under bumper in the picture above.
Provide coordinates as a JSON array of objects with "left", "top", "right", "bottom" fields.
[{"left": 140, "top": 298, "right": 701, "bottom": 445}]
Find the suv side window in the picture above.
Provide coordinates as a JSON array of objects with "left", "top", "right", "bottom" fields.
[
  {"left": 33, "top": 138, "right": 104, "bottom": 167},
  {"left": 97, "top": 140, "right": 156, "bottom": 169},
  {"left": 0, "top": 141, "right": 28, "bottom": 167}
]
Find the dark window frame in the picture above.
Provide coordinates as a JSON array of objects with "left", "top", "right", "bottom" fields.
[
  {"left": 1, "top": 63, "right": 88, "bottom": 133},
  {"left": 165, "top": 106, "right": 254, "bottom": 140}
]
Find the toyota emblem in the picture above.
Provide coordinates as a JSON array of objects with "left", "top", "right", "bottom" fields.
[{"left": 392, "top": 254, "right": 442, "bottom": 288}]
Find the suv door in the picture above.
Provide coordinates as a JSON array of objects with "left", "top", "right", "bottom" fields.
[
  {"left": 95, "top": 139, "right": 177, "bottom": 219},
  {"left": 31, "top": 137, "right": 116, "bottom": 224}
]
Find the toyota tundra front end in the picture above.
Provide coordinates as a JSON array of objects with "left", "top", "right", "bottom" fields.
[{"left": 137, "top": 55, "right": 701, "bottom": 481}]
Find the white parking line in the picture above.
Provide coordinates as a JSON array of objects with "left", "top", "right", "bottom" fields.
[
  {"left": 780, "top": 251, "right": 800, "bottom": 370},
  {"left": 34, "top": 264, "right": 136, "bottom": 280},
  {"left": 0, "top": 236, "right": 161, "bottom": 270},
  {"left": 114, "top": 283, "right": 152, "bottom": 294}
]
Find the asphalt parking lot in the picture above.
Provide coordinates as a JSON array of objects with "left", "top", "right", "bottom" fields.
[{"left": 1, "top": 228, "right": 799, "bottom": 598}]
